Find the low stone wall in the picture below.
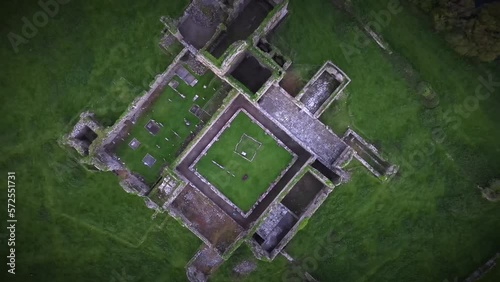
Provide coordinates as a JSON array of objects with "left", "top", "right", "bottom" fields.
[
  {"left": 270, "top": 184, "right": 333, "bottom": 260},
  {"left": 243, "top": 157, "right": 314, "bottom": 261},
  {"left": 167, "top": 206, "right": 215, "bottom": 252},
  {"left": 101, "top": 48, "right": 188, "bottom": 150},
  {"left": 252, "top": 0, "right": 289, "bottom": 44},
  {"left": 342, "top": 128, "right": 398, "bottom": 180},
  {"left": 185, "top": 244, "right": 224, "bottom": 282},
  {"left": 221, "top": 42, "right": 249, "bottom": 75},
  {"left": 464, "top": 253, "right": 499, "bottom": 282},
  {"left": 308, "top": 166, "right": 336, "bottom": 189},
  {"left": 172, "top": 89, "right": 239, "bottom": 168},
  {"left": 332, "top": 146, "right": 354, "bottom": 169},
  {"left": 295, "top": 61, "right": 351, "bottom": 118},
  {"left": 247, "top": 237, "right": 270, "bottom": 261},
  {"left": 64, "top": 112, "right": 103, "bottom": 156},
  {"left": 197, "top": 41, "right": 249, "bottom": 77},
  {"left": 363, "top": 25, "right": 392, "bottom": 54},
  {"left": 187, "top": 107, "right": 299, "bottom": 218}
]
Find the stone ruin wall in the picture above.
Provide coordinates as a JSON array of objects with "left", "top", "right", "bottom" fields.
[
  {"left": 172, "top": 89, "right": 240, "bottom": 168},
  {"left": 251, "top": 0, "right": 289, "bottom": 45},
  {"left": 185, "top": 244, "right": 225, "bottom": 282},
  {"left": 100, "top": 48, "right": 189, "bottom": 150},
  {"left": 464, "top": 253, "right": 499, "bottom": 282},
  {"left": 64, "top": 112, "right": 103, "bottom": 156},
  {"left": 342, "top": 128, "right": 398, "bottom": 179},
  {"left": 80, "top": 49, "right": 190, "bottom": 194},
  {"left": 167, "top": 206, "right": 217, "bottom": 252},
  {"left": 69, "top": 48, "right": 191, "bottom": 195},
  {"left": 313, "top": 62, "right": 352, "bottom": 118},
  {"left": 269, "top": 183, "right": 332, "bottom": 259}
]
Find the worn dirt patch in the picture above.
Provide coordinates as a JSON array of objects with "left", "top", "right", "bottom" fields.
[
  {"left": 171, "top": 185, "right": 244, "bottom": 253},
  {"left": 280, "top": 70, "right": 305, "bottom": 97}
]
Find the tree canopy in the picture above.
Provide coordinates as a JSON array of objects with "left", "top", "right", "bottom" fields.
[{"left": 411, "top": 0, "right": 500, "bottom": 62}]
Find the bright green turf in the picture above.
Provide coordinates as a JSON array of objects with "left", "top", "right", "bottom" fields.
[
  {"left": 114, "top": 70, "right": 223, "bottom": 184},
  {"left": 235, "top": 134, "right": 261, "bottom": 160},
  {"left": 195, "top": 112, "right": 293, "bottom": 211}
]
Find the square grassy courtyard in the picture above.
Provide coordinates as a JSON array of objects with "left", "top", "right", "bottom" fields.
[
  {"left": 195, "top": 111, "right": 294, "bottom": 212},
  {"left": 115, "top": 68, "right": 226, "bottom": 185}
]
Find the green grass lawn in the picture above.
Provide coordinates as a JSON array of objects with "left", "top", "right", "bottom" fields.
[
  {"left": 1, "top": 0, "right": 499, "bottom": 281},
  {"left": 0, "top": 1, "right": 204, "bottom": 281},
  {"left": 195, "top": 112, "right": 293, "bottom": 211},
  {"left": 235, "top": 134, "right": 262, "bottom": 160},
  {"left": 114, "top": 70, "right": 223, "bottom": 184},
  {"left": 259, "top": 0, "right": 500, "bottom": 281}
]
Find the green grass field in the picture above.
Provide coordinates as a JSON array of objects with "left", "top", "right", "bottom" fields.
[
  {"left": 195, "top": 112, "right": 293, "bottom": 211},
  {"left": 0, "top": 1, "right": 204, "bottom": 281},
  {"left": 114, "top": 70, "right": 224, "bottom": 184},
  {"left": 235, "top": 134, "right": 262, "bottom": 161},
  {"left": 1, "top": 0, "right": 499, "bottom": 281},
  {"left": 264, "top": 0, "right": 500, "bottom": 281}
]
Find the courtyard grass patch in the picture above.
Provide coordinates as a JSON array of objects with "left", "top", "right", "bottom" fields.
[
  {"left": 115, "top": 71, "right": 224, "bottom": 184},
  {"left": 195, "top": 112, "right": 293, "bottom": 211}
]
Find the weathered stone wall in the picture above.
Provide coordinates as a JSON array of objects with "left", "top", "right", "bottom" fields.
[
  {"left": 187, "top": 107, "right": 298, "bottom": 218},
  {"left": 258, "top": 85, "right": 348, "bottom": 169},
  {"left": 185, "top": 244, "right": 224, "bottom": 282},
  {"left": 226, "top": 0, "right": 252, "bottom": 23},
  {"left": 196, "top": 41, "right": 249, "bottom": 78},
  {"left": 464, "top": 253, "right": 499, "bottom": 282},
  {"left": 63, "top": 112, "right": 103, "bottom": 156},
  {"left": 251, "top": 1, "right": 289, "bottom": 45},
  {"left": 295, "top": 61, "right": 351, "bottom": 118},
  {"left": 342, "top": 128, "right": 398, "bottom": 180},
  {"left": 270, "top": 184, "right": 333, "bottom": 259},
  {"left": 332, "top": 146, "right": 354, "bottom": 169},
  {"left": 172, "top": 90, "right": 240, "bottom": 168},
  {"left": 243, "top": 158, "right": 313, "bottom": 261},
  {"left": 247, "top": 238, "right": 270, "bottom": 261},
  {"left": 167, "top": 207, "right": 216, "bottom": 251},
  {"left": 101, "top": 49, "right": 188, "bottom": 150}
]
